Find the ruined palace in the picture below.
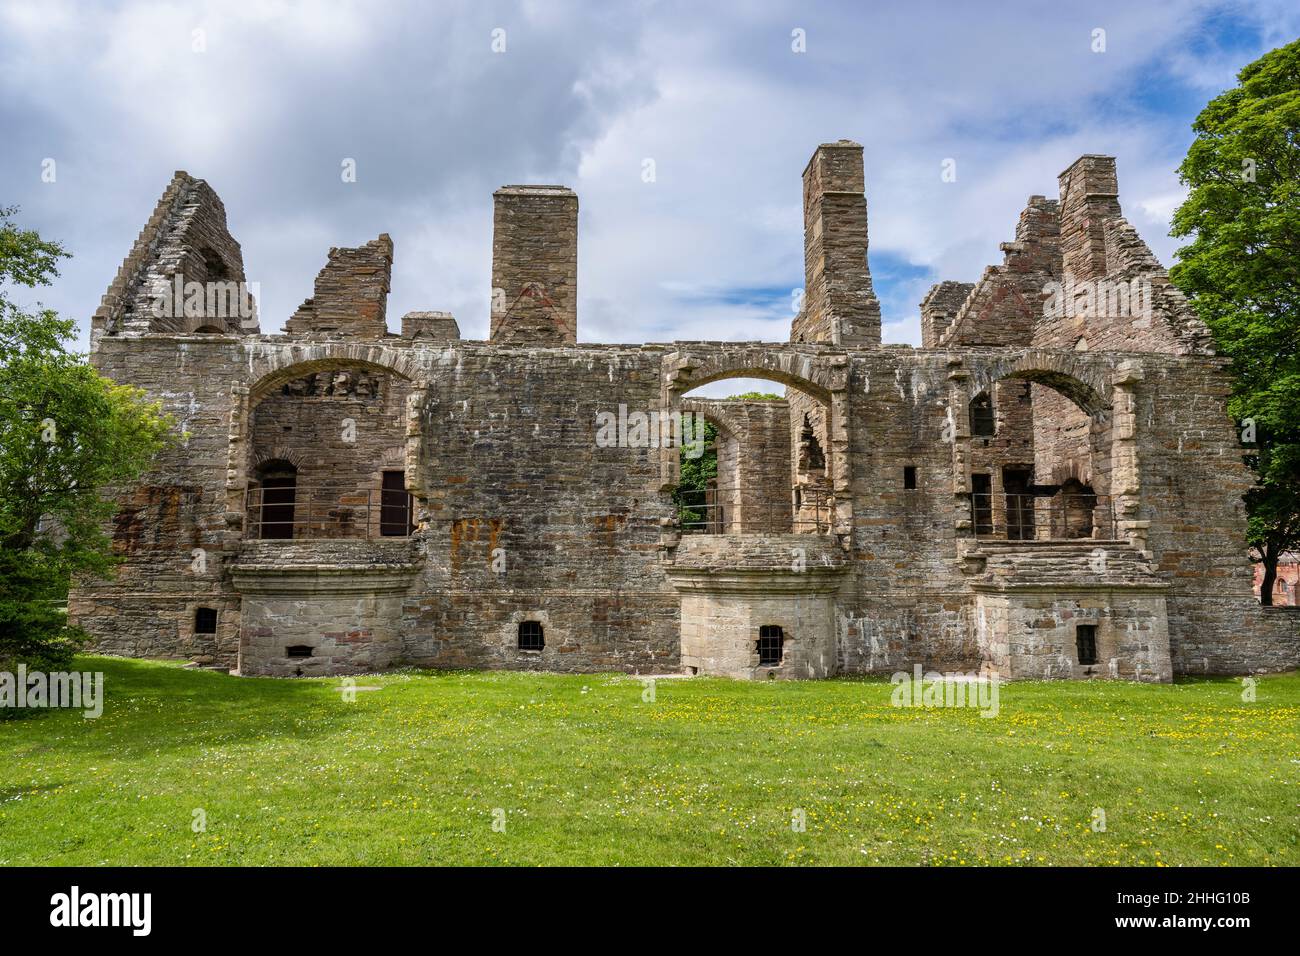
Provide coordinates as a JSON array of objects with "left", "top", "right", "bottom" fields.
[{"left": 69, "top": 140, "right": 1299, "bottom": 681}]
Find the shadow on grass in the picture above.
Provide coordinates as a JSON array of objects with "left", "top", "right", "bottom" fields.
[{"left": 0, "top": 655, "right": 362, "bottom": 760}]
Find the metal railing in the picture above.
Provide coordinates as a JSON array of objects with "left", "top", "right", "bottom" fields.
[
  {"left": 970, "top": 492, "right": 1116, "bottom": 541},
  {"left": 675, "top": 484, "right": 832, "bottom": 534},
  {"left": 244, "top": 484, "right": 415, "bottom": 540}
]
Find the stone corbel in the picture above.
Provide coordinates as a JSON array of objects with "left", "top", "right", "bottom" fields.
[
  {"left": 946, "top": 358, "right": 973, "bottom": 534},
  {"left": 1110, "top": 360, "right": 1144, "bottom": 547},
  {"left": 658, "top": 515, "right": 680, "bottom": 557},
  {"left": 224, "top": 383, "right": 250, "bottom": 541},
  {"left": 956, "top": 538, "right": 987, "bottom": 575},
  {"left": 659, "top": 352, "right": 695, "bottom": 492},
  {"left": 404, "top": 382, "right": 429, "bottom": 497},
  {"left": 829, "top": 387, "right": 853, "bottom": 544}
]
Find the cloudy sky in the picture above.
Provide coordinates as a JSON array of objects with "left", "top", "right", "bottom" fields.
[{"left": 3, "top": 0, "right": 1297, "bottom": 391}]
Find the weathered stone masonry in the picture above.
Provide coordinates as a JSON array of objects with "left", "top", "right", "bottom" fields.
[{"left": 69, "top": 140, "right": 1299, "bottom": 680}]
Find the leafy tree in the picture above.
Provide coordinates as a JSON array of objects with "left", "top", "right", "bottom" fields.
[
  {"left": 674, "top": 420, "right": 718, "bottom": 528},
  {"left": 0, "top": 206, "right": 173, "bottom": 668},
  {"left": 1169, "top": 39, "right": 1300, "bottom": 604}
]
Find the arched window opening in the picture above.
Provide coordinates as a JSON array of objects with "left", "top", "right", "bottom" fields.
[
  {"left": 967, "top": 367, "right": 1115, "bottom": 542},
  {"left": 254, "top": 460, "right": 297, "bottom": 539},
  {"left": 247, "top": 362, "right": 416, "bottom": 540},
  {"left": 674, "top": 371, "right": 834, "bottom": 536}
]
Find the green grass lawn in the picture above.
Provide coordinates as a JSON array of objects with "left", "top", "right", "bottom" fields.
[{"left": 1, "top": 656, "right": 1296, "bottom": 866}]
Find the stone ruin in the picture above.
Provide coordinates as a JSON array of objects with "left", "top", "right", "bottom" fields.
[{"left": 69, "top": 140, "right": 1300, "bottom": 681}]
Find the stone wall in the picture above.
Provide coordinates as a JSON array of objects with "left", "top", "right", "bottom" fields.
[
  {"left": 405, "top": 344, "right": 678, "bottom": 673},
  {"left": 92, "top": 172, "right": 256, "bottom": 342},
  {"left": 284, "top": 236, "right": 393, "bottom": 339},
  {"left": 668, "top": 534, "right": 847, "bottom": 679},
  {"left": 68, "top": 142, "right": 1299, "bottom": 683},
  {"left": 400, "top": 311, "right": 460, "bottom": 343},
  {"left": 232, "top": 538, "right": 421, "bottom": 675},
  {"left": 70, "top": 336, "right": 1297, "bottom": 680},
  {"left": 920, "top": 281, "right": 974, "bottom": 348},
  {"left": 248, "top": 368, "right": 413, "bottom": 539}
]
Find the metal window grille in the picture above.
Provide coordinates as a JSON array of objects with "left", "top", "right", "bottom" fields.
[
  {"left": 1076, "top": 625, "right": 1098, "bottom": 666},
  {"left": 518, "top": 620, "right": 545, "bottom": 651},
  {"left": 757, "top": 625, "right": 784, "bottom": 666}
]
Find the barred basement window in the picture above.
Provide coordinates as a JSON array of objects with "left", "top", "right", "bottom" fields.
[
  {"left": 194, "top": 607, "right": 218, "bottom": 634},
  {"left": 286, "top": 645, "right": 313, "bottom": 659},
  {"left": 757, "top": 625, "right": 784, "bottom": 666},
  {"left": 518, "top": 620, "right": 544, "bottom": 651},
  {"left": 903, "top": 466, "right": 917, "bottom": 490},
  {"left": 1076, "top": 625, "right": 1098, "bottom": 666}
]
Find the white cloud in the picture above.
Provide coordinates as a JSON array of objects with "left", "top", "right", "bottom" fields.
[{"left": 2, "top": 0, "right": 1296, "bottom": 353}]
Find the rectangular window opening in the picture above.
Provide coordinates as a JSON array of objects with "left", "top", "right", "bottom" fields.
[
  {"left": 1076, "top": 625, "right": 1098, "bottom": 666},
  {"left": 971, "top": 473, "right": 993, "bottom": 536},
  {"left": 380, "top": 470, "right": 414, "bottom": 537},
  {"left": 903, "top": 466, "right": 917, "bottom": 490},
  {"left": 518, "top": 620, "right": 545, "bottom": 651},
  {"left": 194, "top": 607, "right": 218, "bottom": 634},
  {"left": 757, "top": 625, "right": 784, "bottom": 666}
]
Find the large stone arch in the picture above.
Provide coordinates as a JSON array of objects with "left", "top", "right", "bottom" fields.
[
  {"left": 251, "top": 446, "right": 308, "bottom": 472},
  {"left": 225, "top": 343, "right": 428, "bottom": 540},
  {"left": 666, "top": 345, "right": 845, "bottom": 402},
  {"left": 966, "top": 349, "right": 1112, "bottom": 419},
  {"left": 244, "top": 342, "right": 421, "bottom": 401},
  {"left": 947, "top": 350, "right": 1142, "bottom": 548},
  {"left": 661, "top": 346, "right": 851, "bottom": 540},
  {"left": 680, "top": 397, "right": 747, "bottom": 444}
]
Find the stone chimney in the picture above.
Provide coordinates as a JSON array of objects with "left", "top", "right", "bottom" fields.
[
  {"left": 1058, "top": 155, "right": 1121, "bottom": 282},
  {"left": 490, "top": 185, "right": 578, "bottom": 345},
  {"left": 920, "top": 281, "right": 975, "bottom": 348},
  {"left": 401, "top": 311, "right": 460, "bottom": 343},
  {"left": 792, "top": 140, "right": 881, "bottom": 347}
]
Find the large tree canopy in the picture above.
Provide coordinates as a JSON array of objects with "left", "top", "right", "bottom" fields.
[
  {"left": 0, "top": 206, "right": 173, "bottom": 668},
  {"left": 1169, "top": 39, "right": 1300, "bottom": 604}
]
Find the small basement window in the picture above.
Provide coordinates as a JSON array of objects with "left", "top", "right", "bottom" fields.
[
  {"left": 518, "top": 620, "right": 545, "bottom": 651},
  {"left": 903, "top": 466, "right": 917, "bottom": 490},
  {"left": 757, "top": 625, "right": 784, "bottom": 666},
  {"left": 285, "top": 645, "right": 314, "bottom": 659},
  {"left": 1076, "top": 625, "right": 1098, "bottom": 666},
  {"left": 194, "top": 607, "right": 218, "bottom": 634}
]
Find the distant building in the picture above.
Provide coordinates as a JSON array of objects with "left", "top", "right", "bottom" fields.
[{"left": 1254, "top": 552, "right": 1300, "bottom": 606}]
